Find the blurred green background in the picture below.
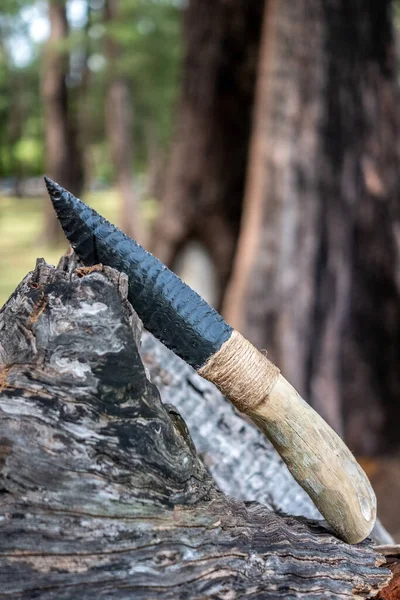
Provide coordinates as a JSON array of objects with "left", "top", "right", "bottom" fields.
[{"left": 0, "top": 0, "right": 182, "bottom": 304}]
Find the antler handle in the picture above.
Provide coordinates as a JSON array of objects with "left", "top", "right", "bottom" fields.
[{"left": 199, "top": 330, "right": 376, "bottom": 544}]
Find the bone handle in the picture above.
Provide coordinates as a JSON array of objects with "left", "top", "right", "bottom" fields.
[
  {"left": 249, "top": 375, "right": 376, "bottom": 543},
  {"left": 198, "top": 332, "right": 376, "bottom": 544}
]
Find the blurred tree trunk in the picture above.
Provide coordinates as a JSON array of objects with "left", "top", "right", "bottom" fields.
[
  {"left": 76, "top": 0, "right": 93, "bottom": 187},
  {"left": 104, "top": 0, "right": 140, "bottom": 240},
  {"left": 6, "top": 72, "right": 23, "bottom": 196},
  {"left": 224, "top": 0, "right": 400, "bottom": 454},
  {"left": 41, "top": 0, "right": 84, "bottom": 244},
  {"left": 145, "top": 123, "right": 166, "bottom": 203},
  {"left": 151, "top": 0, "right": 265, "bottom": 308}
]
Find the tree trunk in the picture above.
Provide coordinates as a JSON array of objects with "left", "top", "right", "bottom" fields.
[
  {"left": 145, "top": 122, "right": 166, "bottom": 203},
  {"left": 342, "top": 2, "right": 400, "bottom": 456},
  {"left": 151, "top": 0, "right": 265, "bottom": 308},
  {"left": 6, "top": 70, "right": 24, "bottom": 196},
  {"left": 104, "top": 0, "right": 140, "bottom": 241},
  {"left": 0, "top": 256, "right": 392, "bottom": 598},
  {"left": 224, "top": 0, "right": 400, "bottom": 450},
  {"left": 41, "top": 0, "right": 84, "bottom": 244}
]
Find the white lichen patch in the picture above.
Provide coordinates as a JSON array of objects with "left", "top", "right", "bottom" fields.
[
  {"left": 50, "top": 356, "right": 92, "bottom": 380},
  {"left": 78, "top": 302, "right": 108, "bottom": 316}
]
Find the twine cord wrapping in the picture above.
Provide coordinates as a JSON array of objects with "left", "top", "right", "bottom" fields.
[{"left": 198, "top": 330, "right": 280, "bottom": 413}]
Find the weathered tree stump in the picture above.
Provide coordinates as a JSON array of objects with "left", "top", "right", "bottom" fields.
[{"left": 0, "top": 257, "right": 392, "bottom": 598}]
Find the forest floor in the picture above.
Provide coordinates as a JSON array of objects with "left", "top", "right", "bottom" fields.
[{"left": 0, "top": 189, "right": 156, "bottom": 307}]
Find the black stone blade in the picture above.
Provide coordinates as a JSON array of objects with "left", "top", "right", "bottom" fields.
[{"left": 44, "top": 177, "right": 233, "bottom": 369}]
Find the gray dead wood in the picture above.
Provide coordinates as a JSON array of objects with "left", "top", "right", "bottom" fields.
[{"left": 0, "top": 257, "right": 391, "bottom": 598}]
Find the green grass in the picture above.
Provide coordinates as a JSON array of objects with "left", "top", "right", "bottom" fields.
[{"left": 0, "top": 188, "right": 156, "bottom": 307}]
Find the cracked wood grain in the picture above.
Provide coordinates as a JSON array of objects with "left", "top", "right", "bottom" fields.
[{"left": 0, "top": 256, "right": 391, "bottom": 598}]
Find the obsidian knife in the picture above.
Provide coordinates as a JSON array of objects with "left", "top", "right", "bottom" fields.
[{"left": 44, "top": 176, "right": 376, "bottom": 544}]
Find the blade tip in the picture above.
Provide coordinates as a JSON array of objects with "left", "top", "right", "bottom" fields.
[{"left": 43, "top": 176, "right": 64, "bottom": 201}]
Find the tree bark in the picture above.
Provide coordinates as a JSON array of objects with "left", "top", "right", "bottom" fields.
[
  {"left": 41, "top": 0, "right": 84, "bottom": 244},
  {"left": 151, "top": 0, "right": 265, "bottom": 308},
  {"left": 104, "top": 0, "right": 140, "bottom": 241},
  {"left": 224, "top": 0, "right": 400, "bottom": 450},
  {"left": 0, "top": 257, "right": 392, "bottom": 598},
  {"left": 375, "top": 546, "right": 400, "bottom": 600}
]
